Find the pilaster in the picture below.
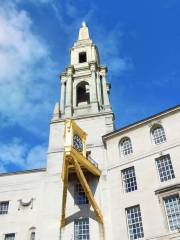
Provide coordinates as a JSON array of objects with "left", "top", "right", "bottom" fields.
[
  {"left": 97, "top": 72, "right": 102, "bottom": 108},
  {"left": 60, "top": 72, "right": 66, "bottom": 115},
  {"left": 100, "top": 66, "right": 111, "bottom": 111},
  {"left": 89, "top": 62, "right": 99, "bottom": 113},
  {"left": 65, "top": 65, "right": 74, "bottom": 117}
]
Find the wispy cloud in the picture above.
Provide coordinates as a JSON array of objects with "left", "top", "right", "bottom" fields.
[
  {"left": 49, "top": 1, "right": 132, "bottom": 76},
  {"left": 93, "top": 24, "right": 133, "bottom": 77},
  {"left": 0, "top": 0, "right": 134, "bottom": 173},
  {"left": 0, "top": 1, "right": 57, "bottom": 136},
  {"left": 0, "top": 138, "right": 46, "bottom": 172},
  {"left": 50, "top": 0, "right": 95, "bottom": 37},
  {"left": 0, "top": 164, "right": 6, "bottom": 173},
  {"left": 12, "top": 0, "right": 131, "bottom": 79},
  {"left": 0, "top": 1, "right": 57, "bottom": 172}
]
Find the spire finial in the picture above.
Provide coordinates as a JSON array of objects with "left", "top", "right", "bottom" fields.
[{"left": 82, "top": 21, "right": 86, "bottom": 27}]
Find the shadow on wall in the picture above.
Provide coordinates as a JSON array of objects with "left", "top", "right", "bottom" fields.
[{"left": 66, "top": 172, "right": 100, "bottom": 224}]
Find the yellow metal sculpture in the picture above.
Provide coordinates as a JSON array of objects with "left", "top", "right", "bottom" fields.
[{"left": 60, "top": 119, "right": 103, "bottom": 228}]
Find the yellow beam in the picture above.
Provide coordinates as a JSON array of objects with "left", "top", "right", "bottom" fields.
[
  {"left": 71, "top": 148, "right": 101, "bottom": 177},
  {"left": 60, "top": 159, "right": 69, "bottom": 228},
  {"left": 61, "top": 154, "right": 66, "bottom": 181},
  {"left": 72, "top": 157, "right": 103, "bottom": 224}
]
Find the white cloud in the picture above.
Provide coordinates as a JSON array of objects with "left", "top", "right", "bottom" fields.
[
  {"left": 0, "top": 138, "right": 46, "bottom": 172},
  {"left": 26, "top": 145, "right": 47, "bottom": 169},
  {"left": 94, "top": 25, "right": 133, "bottom": 77},
  {"left": 14, "top": 0, "right": 51, "bottom": 4},
  {"left": 0, "top": 164, "right": 6, "bottom": 173},
  {"left": 47, "top": 1, "right": 130, "bottom": 77},
  {"left": 65, "top": 2, "right": 78, "bottom": 19},
  {"left": 0, "top": 1, "right": 56, "bottom": 135},
  {"left": 9, "top": 0, "right": 131, "bottom": 78},
  {"left": 0, "top": 0, "right": 133, "bottom": 173},
  {"left": 0, "top": 138, "right": 27, "bottom": 167}
]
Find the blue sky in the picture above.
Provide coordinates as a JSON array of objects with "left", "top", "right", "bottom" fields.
[{"left": 0, "top": 0, "right": 179, "bottom": 172}]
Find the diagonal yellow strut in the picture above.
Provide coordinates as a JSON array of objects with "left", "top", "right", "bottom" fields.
[
  {"left": 71, "top": 148, "right": 101, "bottom": 176},
  {"left": 60, "top": 158, "right": 69, "bottom": 228},
  {"left": 72, "top": 157, "right": 103, "bottom": 224},
  {"left": 60, "top": 155, "right": 103, "bottom": 228}
]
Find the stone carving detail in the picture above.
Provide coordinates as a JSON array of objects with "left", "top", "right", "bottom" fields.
[
  {"left": 148, "top": 119, "right": 162, "bottom": 128},
  {"left": 159, "top": 151, "right": 163, "bottom": 156},
  {"left": 18, "top": 198, "right": 35, "bottom": 210}
]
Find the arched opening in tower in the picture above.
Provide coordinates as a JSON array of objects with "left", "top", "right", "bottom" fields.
[{"left": 76, "top": 81, "right": 90, "bottom": 106}]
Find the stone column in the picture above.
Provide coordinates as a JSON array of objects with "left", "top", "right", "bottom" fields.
[
  {"left": 96, "top": 72, "right": 102, "bottom": 107},
  {"left": 101, "top": 67, "right": 111, "bottom": 111},
  {"left": 89, "top": 62, "right": 98, "bottom": 112},
  {"left": 65, "top": 65, "right": 74, "bottom": 117},
  {"left": 60, "top": 76, "right": 66, "bottom": 115}
]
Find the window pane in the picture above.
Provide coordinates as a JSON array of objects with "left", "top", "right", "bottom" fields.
[
  {"left": 164, "top": 195, "right": 180, "bottom": 231},
  {"left": 74, "top": 218, "right": 89, "bottom": 240},
  {"left": 5, "top": 233, "right": 15, "bottom": 240},
  {"left": 75, "top": 182, "right": 89, "bottom": 205},
  {"left": 152, "top": 126, "right": 166, "bottom": 144},
  {"left": 126, "top": 206, "right": 144, "bottom": 240},
  {"left": 30, "top": 232, "right": 35, "bottom": 240},
  {"left": 122, "top": 167, "right": 137, "bottom": 193},
  {"left": 156, "top": 155, "right": 175, "bottom": 182},
  {"left": 120, "top": 138, "right": 133, "bottom": 156},
  {"left": 0, "top": 201, "right": 9, "bottom": 214}
]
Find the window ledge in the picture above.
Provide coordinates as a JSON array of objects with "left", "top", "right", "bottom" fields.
[{"left": 155, "top": 183, "right": 180, "bottom": 195}]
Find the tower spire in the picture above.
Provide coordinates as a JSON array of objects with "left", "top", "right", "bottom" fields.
[
  {"left": 78, "top": 21, "right": 90, "bottom": 40},
  {"left": 57, "top": 22, "right": 113, "bottom": 120}
]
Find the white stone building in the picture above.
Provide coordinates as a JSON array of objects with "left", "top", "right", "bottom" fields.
[{"left": 0, "top": 22, "right": 180, "bottom": 240}]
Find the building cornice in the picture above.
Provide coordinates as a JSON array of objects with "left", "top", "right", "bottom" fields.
[
  {"left": 0, "top": 168, "right": 46, "bottom": 177},
  {"left": 102, "top": 105, "right": 180, "bottom": 142},
  {"left": 51, "top": 111, "right": 114, "bottom": 124}
]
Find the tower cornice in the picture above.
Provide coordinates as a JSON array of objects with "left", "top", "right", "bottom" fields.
[
  {"left": 60, "top": 71, "right": 67, "bottom": 79},
  {"left": 66, "top": 65, "right": 74, "bottom": 75},
  {"left": 89, "top": 61, "right": 98, "bottom": 71},
  {"left": 99, "top": 65, "right": 108, "bottom": 75}
]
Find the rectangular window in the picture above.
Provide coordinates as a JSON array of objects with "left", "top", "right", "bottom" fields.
[
  {"left": 164, "top": 195, "right": 180, "bottom": 231},
  {"left": 4, "top": 234, "right": 15, "bottom": 240},
  {"left": 74, "top": 218, "right": 89, "bottom": 240},
  {"left": 156, "top": 155, "right": 175, "bottom": 182},
  {"left": 122, "top": 167, "right": 137, "bottom": 193},
  {"left": 0, "top": 201, "right": 9, "bottom": 215},
  {"left": 126, "top": 205, "right": 144, "bottom": 240},
  {"left": 75, "top": 182, "right": 89, "bottom": 205}
]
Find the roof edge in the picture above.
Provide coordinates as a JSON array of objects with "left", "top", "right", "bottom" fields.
[
  {"left": 0, "top": 168, "right": 46, "bottom": 177},
  {"left": 103, "top": 105, "right": 180, "bottom": 142}
]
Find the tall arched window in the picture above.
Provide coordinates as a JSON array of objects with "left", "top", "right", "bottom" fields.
[
  {"left": 151, "top": 125, "right": 166, "bottom": 144},
  {"left": 120, "top": 137, "right": 133, "bottom": 156},
  {"left": 76, "top": 81, "right": 90, "bottom": 106}
]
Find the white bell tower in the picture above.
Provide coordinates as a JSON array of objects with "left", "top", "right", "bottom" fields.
[
  {"left": 47, "top": 24, "right": 114, "bottom": 239},
  {"left": 49, "top": 22, "right": 114, "bottom": 175},
  {"left": 58, "top": 22, "right": 113, "bottom": 120}
]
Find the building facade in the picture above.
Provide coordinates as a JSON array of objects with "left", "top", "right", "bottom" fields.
[{"left": 0, "top": 22, "right": 179, "bottom": 240}]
